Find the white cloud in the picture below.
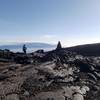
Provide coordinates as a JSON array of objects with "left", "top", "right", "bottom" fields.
[{"left": 36, "top": 34, "right": 58, "bottom": 44}]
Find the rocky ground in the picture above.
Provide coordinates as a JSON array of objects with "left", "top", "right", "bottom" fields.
[{"left": 0, "top": 48, "right": 100, "bottom": 100}]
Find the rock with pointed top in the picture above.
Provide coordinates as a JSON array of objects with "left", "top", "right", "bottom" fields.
[{"left": 56, "top": 41, "right": 62, "bottom": 50}]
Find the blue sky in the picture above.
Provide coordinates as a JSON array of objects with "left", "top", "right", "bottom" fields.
[{"left": 0, "top": 0, "right": 100, "bottom": 46}]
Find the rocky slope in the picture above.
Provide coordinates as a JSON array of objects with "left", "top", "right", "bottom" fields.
[
  {"left": 65, "top": 43, "right": 100, "bottom": 56},
  {"left": 0, "top": 49, "right": 100, "bottom": 100}
]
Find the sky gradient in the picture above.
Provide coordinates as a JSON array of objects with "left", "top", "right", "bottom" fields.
[{"left": 0, "top": 0, "right": 100, "bottom": 47}]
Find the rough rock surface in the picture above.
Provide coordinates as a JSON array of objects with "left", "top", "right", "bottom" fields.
[{"left": 0, "top": 49, "right": 100, "bottom": 100}]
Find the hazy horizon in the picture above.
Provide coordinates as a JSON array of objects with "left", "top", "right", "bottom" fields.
[{"left": 0, "top": 0, "right": 100, "bottom": 46}]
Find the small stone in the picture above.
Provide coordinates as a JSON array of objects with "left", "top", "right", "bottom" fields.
[{"left": 23, "top": 91, "right": 30, "bottom": 96}]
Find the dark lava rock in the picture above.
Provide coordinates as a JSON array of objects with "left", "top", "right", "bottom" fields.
[
  {"left": 74, "top": 59, "right": 95, "bottom": 73},
  {"left": 92, "top": 85, "right": 100, "bottom": 91},
  {"left": 21, "top": 75, "right": 48, "bottom": 95},
  {"left": 94, "top": 71, "right": 100, "bottom": 79},
  {"left": 56, "top": 41, "right": 62, "bottom": 50},
  {"left": 0, "top": 74, "right": 8, "bottom": 81},
  {"left": 42, "top": 49, "right": 76, "bottom": 63},
  {"left": 8, "top": 65, "right": 18, "bottom": 71},
  {"left": 88, "top": 73, "right": 97, "bottom": 81}
]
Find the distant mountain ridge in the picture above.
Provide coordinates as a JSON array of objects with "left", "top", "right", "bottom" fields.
[
  {"left": 1, "top": 42, "right": 100, "bottom": 56},
  {"left": 0, "top": 42, "right": 56, "bottom": 52}
]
